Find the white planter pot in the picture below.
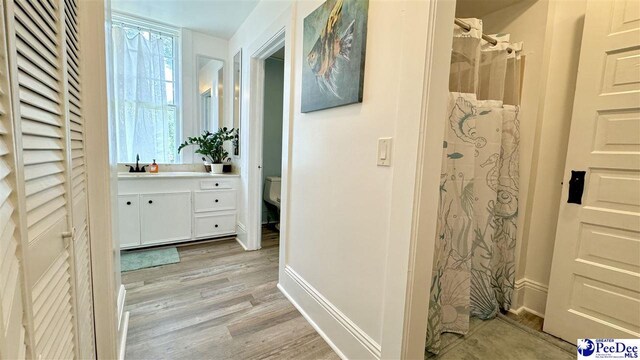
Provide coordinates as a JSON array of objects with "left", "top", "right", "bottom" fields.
[{"left": 210, "top": 163, "right": 224, "bottom": 174}]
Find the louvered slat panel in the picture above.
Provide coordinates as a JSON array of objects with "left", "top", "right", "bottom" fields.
[
  {"left": 32, "top": 251, "right": 74, "bottom": 359},
  {"left": 25, "top": 173, "right": 65, "bottom": 198},
  {"left": 64, "top": 0, "right": 95, "bottom": 359},
  {"left": 24, "top": 162, "right": 65, "bottom": 181},
  {"left": 0, "top": 1, "right": 28, "bottom": 357},
  {"left": 64, "top": 0, "right": 95, "bottom": 356},
  {"left": 69, "top": 121, "right": 81, "bottom": 133},
  {"left": 15, "top": 40, "right": 58, "bottom": 81},
  {"left": 13, "top": 8, "right": 58, "bottom": 63},
  {"left": 22, "top": 150, "right": 64, "bottom": 166},
  {"left": 12, "top": 3, "right": 66, "bottom": 249},
  {"left": 14, "top": 21, "right": 57, "bottom": 69},
  {"left": 21, "top": 135, "right": 63, "bottom": 150},
  {"left": 16, "top": 55, "right": 58, "bottom": 93},
  {"left": 22, "top": 118, "right": 63, "bottom": 138},
  {"left": 14, "top": 0, "right": 58, "bottom": 46},
  {"left": 20, "top": 102, "right": 62, "bottom": 127}
]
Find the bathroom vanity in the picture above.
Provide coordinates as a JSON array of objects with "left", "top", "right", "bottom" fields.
[{"left": 117, "top": 172, "right": 240, "bottom": 249}]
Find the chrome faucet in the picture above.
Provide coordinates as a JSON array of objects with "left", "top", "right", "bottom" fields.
[{"left": 126, "top": 154, "right": 148, "bottom": 173}]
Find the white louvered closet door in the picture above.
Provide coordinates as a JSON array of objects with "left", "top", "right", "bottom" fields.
[
  {"left": 0, "top": 0, "right": 28, "bottom": 358},
  {"left": 64, "top": 0, "right": 95, "bottom": 358},
  {"left": 2, "top": 0, "right": 96, "bottom": 358}
]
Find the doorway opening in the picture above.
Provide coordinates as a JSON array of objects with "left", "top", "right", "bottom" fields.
[
  {"left": 246, "top": 28, "right": 289, "bottom": 252},
  {"left": 260, "top": 47, "right": 285, "bottom": 241}
]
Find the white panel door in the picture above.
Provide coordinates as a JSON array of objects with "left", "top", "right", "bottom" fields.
[
  {"left": 140, "top": 192, "right": 192, "bottom": 245},
  {"left": 545, "top": 0, "right": 640, "bottom": 343}
]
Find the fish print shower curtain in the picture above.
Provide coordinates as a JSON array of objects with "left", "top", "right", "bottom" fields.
[{"left": 426, "top": 19, "right": 522, "bottom": 354}]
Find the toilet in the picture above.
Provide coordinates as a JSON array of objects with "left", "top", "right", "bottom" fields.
[{"left": 263, "top": 176, "right": 281, "bottom": 228}]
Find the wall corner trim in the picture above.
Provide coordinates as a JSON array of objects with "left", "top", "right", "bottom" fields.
[
  {"left": 280, "top": 266, "right": 382, "bottom": 359},
  {"left": 512, "top": 277, "right": 549, "bottom": 318},
  {"left": 514, "top": 278, "right": 549, "bottom": 293},
  {"left": 235, "top": 236, "right": 249, "bottom": 251}
]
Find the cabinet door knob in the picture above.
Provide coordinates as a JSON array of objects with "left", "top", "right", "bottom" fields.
[
  {"left": 215, "top": 224, "right": 219, "bottom": 228},
  {"left": 148, "top": 200, "right": 153, "bottom": 204},
  {"left": 215, "top": 199, "right": 219, "bottom": 203},
  {"left": 215, "top": 183, "right": 219, "bottom": 186},
  {"left": 126, "top": 201, "right": 131, "bottom": 205}
]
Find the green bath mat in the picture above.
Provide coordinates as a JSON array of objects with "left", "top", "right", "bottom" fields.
[{"left": 121, "top": 247, "right": 180, "bottom": 272}]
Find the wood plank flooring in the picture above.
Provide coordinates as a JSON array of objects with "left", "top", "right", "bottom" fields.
[
  {"left": 122, "top": 227, "right": 339, "bottom": 360},
  {"left": 504, "top": 310, "right": 544, "bottom": 332}
]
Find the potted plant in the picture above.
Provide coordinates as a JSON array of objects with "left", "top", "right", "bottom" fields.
[{"left": 178, "top": 128, "right": 236, "bottom": 174}]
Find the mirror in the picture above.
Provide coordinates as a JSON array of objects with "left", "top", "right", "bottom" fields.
[
  {"left": 197, "top": 56, "right": 224, "bottom": 133},
  {"left": 233, "top": 49, "right": 242, "bottom": 157},
  {"left": 200, "top": 89, "right": 212, "bottom": 130}
]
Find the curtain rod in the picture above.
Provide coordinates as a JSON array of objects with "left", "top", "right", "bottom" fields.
[{"left": 454, "top": 18, "right": 517, "bottom": 54}]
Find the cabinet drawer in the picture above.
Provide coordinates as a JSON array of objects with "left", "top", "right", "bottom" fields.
[
  {"left": 194, "top": 190, "right": 236, "bottom": 213},
  {"left": 200, "top": 179, "right": 233, "bottom": 190},
  {"left": 194, "top": 213, "right": 236, "bottom": 238}
]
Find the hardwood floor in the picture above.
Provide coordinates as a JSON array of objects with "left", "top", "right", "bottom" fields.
[
  {"left": 504, "top": 310, "right": 544, "bottom": 332},
  {"left": 121, "top": 227, "right": 338, "bottom": 360}
]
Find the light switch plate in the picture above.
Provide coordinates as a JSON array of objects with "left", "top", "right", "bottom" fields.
[{"left": 377, "top": 137, "right": 392, "bottom": 166}]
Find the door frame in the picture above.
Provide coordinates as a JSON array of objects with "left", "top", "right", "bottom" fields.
[
  {"left": 378, "top": 0, "right": 456, "bottom": 358},
  {"left": 245, "top": 7, "right": 294, "bottom": 252},
  {"left": 80, "top": 0, "right": 121, "bottom": 358}
]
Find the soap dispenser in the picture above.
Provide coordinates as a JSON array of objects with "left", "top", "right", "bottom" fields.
[{"left": 149, "top": 159, "right": 159, "bottom": 173}]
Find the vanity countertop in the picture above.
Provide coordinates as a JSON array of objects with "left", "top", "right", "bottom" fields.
[{"left": 118, "top": 171, "right": 240, "bottom": 179}]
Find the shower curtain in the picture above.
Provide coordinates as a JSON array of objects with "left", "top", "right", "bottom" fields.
[{"left": 426, "top": 19, "right": 522, "bottom": 354}]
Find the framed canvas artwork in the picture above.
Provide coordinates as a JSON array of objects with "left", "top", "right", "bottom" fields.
[{"left": 301, "top": 0, "right": 369, "bottom": 113}]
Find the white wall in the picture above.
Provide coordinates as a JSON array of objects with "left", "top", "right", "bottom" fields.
[
  {"left": 478, "top": 0, "right": 586, "bottom": 316},
  {"left": 181, "top": 30, "right": 229, "bottom": 163},
  {"left": 229, "top": 0, "right": 438, "bottom": 358},
  {"left": 518, "top": 0, "right": 586, "bottom": 315}
]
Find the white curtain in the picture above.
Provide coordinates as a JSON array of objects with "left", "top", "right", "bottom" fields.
[
  {"left": 426, "top": 19, "right": 522, "bottom": 354},
  {"left": 112, "top": 25, "right": 171, "bottom": 163}
]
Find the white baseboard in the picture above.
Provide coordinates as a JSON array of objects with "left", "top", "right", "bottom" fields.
[
  {"left": 116, "top": 285, "right": 129, "bottom": 360},
  {"left": 278, "top": 284, "right": 347, "bottom": 360},
  {"left": 236, "top": 222, "right": 249, "bottom": 250},
  {"left": 512, "top": 278, "right": 548, "bottom": 318},
  {"left": 279, "top": 266, "right": 381, "bottom": 359},
  {"left": 118, "top": 311, "right": 129, "bottom": 360},
  {"left": 117, "top": 285, "right": 126, "bottom": 331},
  {"left": 235, "top": 236, "right": 249, "bottom": 251}
]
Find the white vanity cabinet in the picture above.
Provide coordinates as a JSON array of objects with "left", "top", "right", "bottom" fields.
[
  {"left": 117, "top": 173, "right": 239, "bottom": 249},
  {"left": 140, "top": 192, "right": 192, "bottom": 245},
  {"left": 118, "top": 194, "right": 141, "bottom": 248}
]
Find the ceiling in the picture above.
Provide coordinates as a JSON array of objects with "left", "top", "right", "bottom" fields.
[
  {"left": 111, "top": 0, "right": 259, "bottom": 39},
  {"left": 455, "top": 0, "right": 528, "bottom": 18}
]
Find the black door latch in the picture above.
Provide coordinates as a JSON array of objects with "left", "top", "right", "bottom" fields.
[{"left": 567, "top": 170, "right": 586, "bottom": 204}]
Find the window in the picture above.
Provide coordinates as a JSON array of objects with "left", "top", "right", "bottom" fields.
[{"left": 111, "top": 15, "right": 180, "bottom": 163}]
